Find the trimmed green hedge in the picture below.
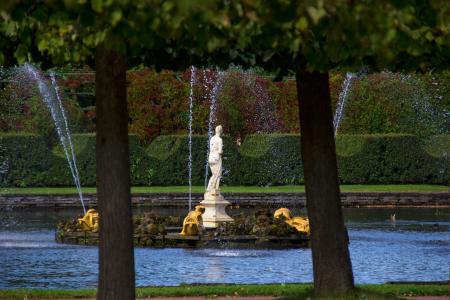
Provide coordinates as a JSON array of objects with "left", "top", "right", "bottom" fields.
[
  {"left": 51, "top": 133, "right": 96, "bottom": 186},
  {"left": 0, "top": 133, "right": 145, "bottom": 187},
  {"left": 0, "top": 133, "right": 448, "bottom": 187},
  {"left": 146, "top": 135, "right": 240, "bottom": 186},
  {"left": 234, "top": 134, "right": 303, "bottom": 185},
  {"left": 336, "top": 134, "right": 449, "bottom": 184},
  {"left": 0, "top": 133, "right": 54, "bottom": 187}
]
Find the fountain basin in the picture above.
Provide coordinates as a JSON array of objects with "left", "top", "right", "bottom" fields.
[
  {"left": 55, "top": 230, "right": 309, "bottom": 249},
  {"left": 55, "top": 210, "right": 310, "bottom": 249}
]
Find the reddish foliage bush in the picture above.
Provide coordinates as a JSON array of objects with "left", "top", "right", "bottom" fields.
[
  {"left": 0, "top": 68, "right": 353, "bottom": 143},
  {"left": 126, "top": 68, "right": 303, "bottom": 143},
  {"left": 127, "top": 69, "right": 190, "bottom": 144},
  {"left": 4, "top": 67, "right": 445, "bottom": 144}
]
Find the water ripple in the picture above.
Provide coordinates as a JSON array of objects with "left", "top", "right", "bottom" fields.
[{"left": 0, "top": 208, "right": 448, "bottom": 289}]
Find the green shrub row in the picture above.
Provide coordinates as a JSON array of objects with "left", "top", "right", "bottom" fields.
[
  {"left": 234, "top": 134, "right": 303, "bottom": 185},
  {"left": 0, "top": 133, "right": 448, "bottom": 187},
  {"left": 336, "top": 134, "right": 449, "bottom": 184}
]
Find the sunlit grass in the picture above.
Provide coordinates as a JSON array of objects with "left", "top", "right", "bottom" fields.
[
  {"left": 0, "top": 283, "right": 447, "bottom": 299},
  {"left": 0, "top": 184, "right": 447, "bottom": 195}
]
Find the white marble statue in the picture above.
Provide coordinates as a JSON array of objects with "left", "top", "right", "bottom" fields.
[
  {"left": 207, "top": 125, "right": 223, "bottom": 193},
  {"left": 201, "top": 125, "right": 233, "bottom": 228}
]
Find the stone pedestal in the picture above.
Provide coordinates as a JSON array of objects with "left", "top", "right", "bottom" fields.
[{"left": 200, "top": 190, "right": 233, "bottom": 229}]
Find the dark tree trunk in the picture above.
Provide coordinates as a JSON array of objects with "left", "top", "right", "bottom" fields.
[
  {"left": 95, "top": 43, "right": 135, "bottom": 300},
  {"left": 296, "top": 70, "right": 354, "bottom": 295}
]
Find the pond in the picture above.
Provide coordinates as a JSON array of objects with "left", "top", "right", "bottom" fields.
[{"left": 0, "top": 207, "right": 448, "bottom": 289}]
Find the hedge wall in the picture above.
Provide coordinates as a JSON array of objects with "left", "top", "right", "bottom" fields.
[
  {"left": 0, "top": 133, "right": 55, "bottom": 187},
  {"left": 50, "top": 133, "right": 96, "bottom": 186},
  {"left": 0, "top": 133, "right": 143, "bottom": 187},
  {"left": 336, "top": 134, "right": 449, "bottom": 184},
  {"left": 146, "top": 135, "right": 240, "bottom": 186},
  {"left": 233, "top": 134, "right": 303, "bottom": 185},
  {"left": 0, "top": 133, "right": 448, "bottom": 187}
]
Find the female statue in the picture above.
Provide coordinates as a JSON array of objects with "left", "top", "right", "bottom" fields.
[{"left": 207, "top": 125, "right": 223, "bottom": 193}]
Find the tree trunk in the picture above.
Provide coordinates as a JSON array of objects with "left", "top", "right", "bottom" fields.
[
  {"left": 96, "top": 43, "right": 135, "bottom": 300},
  {"left": 296, "top": 70, "right": 354, "bottom": 295}
]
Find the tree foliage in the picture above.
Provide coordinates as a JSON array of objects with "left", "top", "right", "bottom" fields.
[
  {"left": 226, "top": 0, "right": 450, "bottom": 73},
  {"left": 1, "top": 1, "right": 449, "bottom": 72}
]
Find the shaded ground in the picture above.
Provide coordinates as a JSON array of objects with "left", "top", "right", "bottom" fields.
[
  {"left": 405, "top": 297, "right": 449, "bottom": 300},
  {"left": 39, "top": 298, "right": 275, "bottom": 300},
  {"left": 22, "top": 297, "right": 450, "bottom": 300}
]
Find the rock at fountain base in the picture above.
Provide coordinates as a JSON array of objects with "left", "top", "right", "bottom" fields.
[{"left": 200, "top": 191, "right": 233, "bottom": 229}]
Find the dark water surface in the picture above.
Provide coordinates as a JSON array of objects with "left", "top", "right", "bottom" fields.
[{"left": 0, "top": 207, "right": 448, "bottom": 289}]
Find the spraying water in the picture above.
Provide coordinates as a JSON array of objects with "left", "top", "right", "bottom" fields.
[
  {"left": 187, "top": 66, "right": 196, "bottom": 211},
  {"left": 333, "top": 72, "right": 355, "bottom": 136},
  {"left": 22, "top": 63, "right": 86, "bottom": 214},
  {"left": 204, "top": 71, "right": 224, "bottom": 189},
  {"left": 0, "top": 145, "right": 8, "bottom": 185},
  {"left": 50, "top": 72, "right": 85, "bottom": 213}
]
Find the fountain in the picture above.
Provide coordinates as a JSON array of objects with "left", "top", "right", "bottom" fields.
[
  {"left": 0, "top": 145, "right": 8, "bottom": 185},
  {"left": 204, "top": 71, "right": 225, "bottom": 189},
  {"left": 50, "top": 67, "right": 310, "bottom": 248},
  {"left": 57, "top": 207, "right": 310, "bottom": 248},
  {"left": 56, "top": 123, "right": 309, "bottom": 248},
  {"left": 21, "top": 64, "right": 86, "bottom": 214},
  {"left": 77, "top": 209, "right": 99, "bottom": 232},
  {"left": 333, "top": 72, "right": 355, "bottom": 136},
  {"left": 187, "top": 66, "right": 196, "bottom": 211}
]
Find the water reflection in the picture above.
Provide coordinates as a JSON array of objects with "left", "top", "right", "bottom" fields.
[{"left": 204, "top": 257, "right": 225, "bottom": 281}]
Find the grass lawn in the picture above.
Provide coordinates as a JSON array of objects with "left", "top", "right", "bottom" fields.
[
  {"left": 0, "top": 184, "right": 447, "bottom": 195},
  {"left": 0, "top": 283, "right": 447, "bottom": 299}
]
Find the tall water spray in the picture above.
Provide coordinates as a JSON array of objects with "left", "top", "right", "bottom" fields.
[
  {"left": 0, "top": 146, "right": 8, "bottom": 185},
  {"left": 333, "top": 72, "right": 355, "bottom": 136},
  {"left": 50, "top": 72, "right": 85, "bottom": 213},
  {"left": 204, "top": 71, "right": 224, "bottom": 189},
  {"left": 22, "top": 63, "right": 86, "bottom": 214},
  {"left": 187, "top": 66, "right": 196, "bottom": 211}
]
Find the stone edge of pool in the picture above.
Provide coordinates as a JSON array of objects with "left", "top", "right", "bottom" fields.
[{"left": 0, "top": 191, "right": 448, "bottom": 208}]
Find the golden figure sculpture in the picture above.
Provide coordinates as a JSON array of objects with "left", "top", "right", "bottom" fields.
[
  {"left": 180, "top": 205, "right": 206, "bottom": 236},
  {"left": 274, "top": 208, "right": 310, "bottom": 235},
  {"left": 77, "top": 209, "right": 99, "bottom": 232}
]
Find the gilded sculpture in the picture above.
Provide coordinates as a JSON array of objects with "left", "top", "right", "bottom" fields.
[{"left": 274, "top": 208, "right": 310, "bottom": 235}]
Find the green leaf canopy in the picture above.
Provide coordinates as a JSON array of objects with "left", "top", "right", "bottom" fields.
[{"left": 0, "top": 0, "right": 449, "bottom": 72}]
